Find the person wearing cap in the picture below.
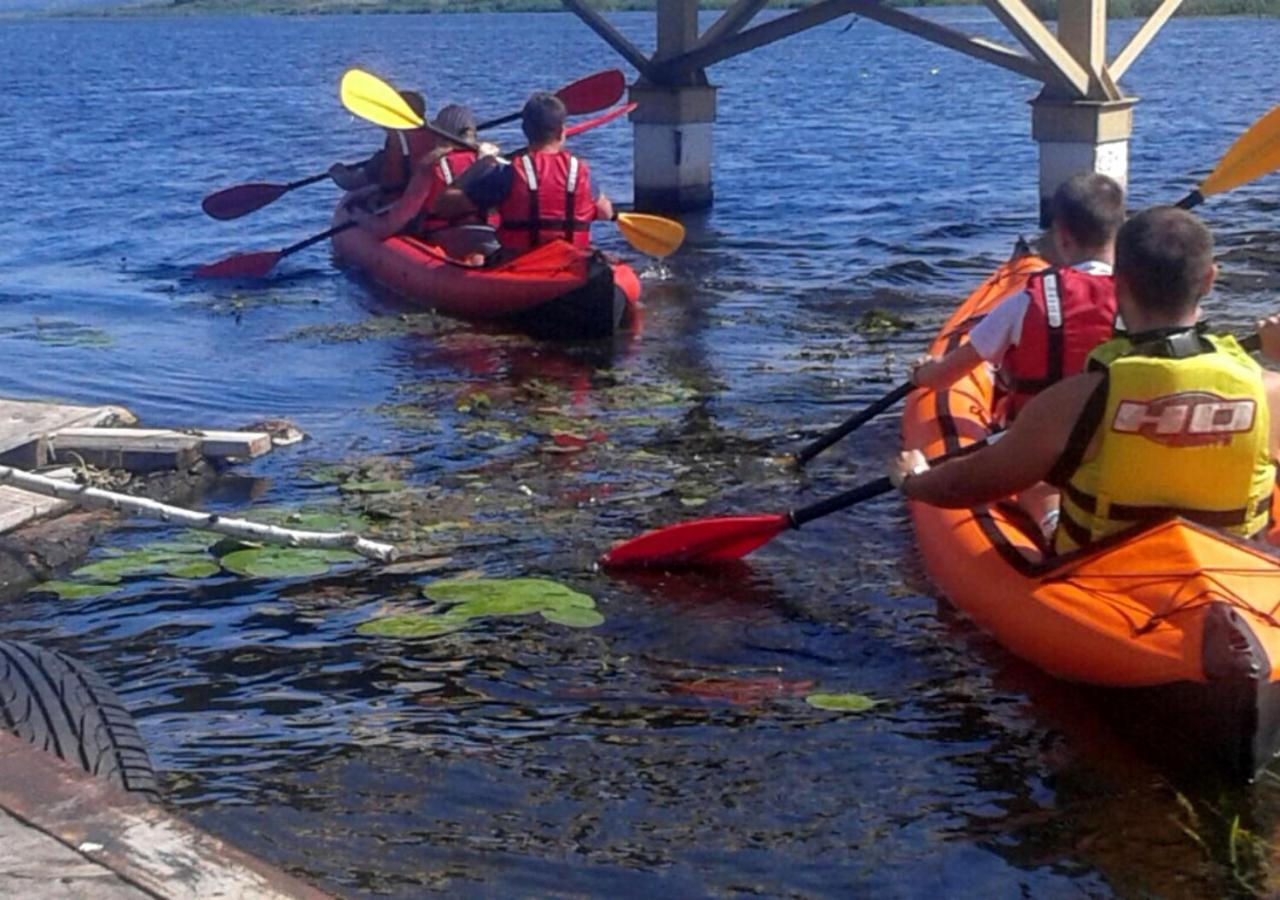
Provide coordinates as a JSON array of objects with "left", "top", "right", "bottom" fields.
[
  {"left": 330, "top": 90, "right": 435, "bottom": 199},
  {"left": 434, "top": 91, "right": 613, "bottom": 259},
  {"left": 351, "top": 104, "right": 501, "bottom": 260}
]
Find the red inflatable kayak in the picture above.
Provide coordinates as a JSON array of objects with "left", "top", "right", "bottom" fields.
[
  {"left": 331, "top": 207, "right": 642, "bottom": 340},
  {"left": 903, "top": 246, "right": 1280, "bottom": 779}
]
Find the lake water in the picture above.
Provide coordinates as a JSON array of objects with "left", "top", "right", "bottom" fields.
[{"left": 0, "top": 7, "right": 1279, "bottom": 897}]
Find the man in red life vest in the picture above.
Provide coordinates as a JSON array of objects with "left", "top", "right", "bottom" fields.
[
  {"left": 434, "top": 91, "right": 613, "bottom": 259},
  {"left": 891, "top": 206, "right": 1280, "bottom": 554},
  {"left": 910, "top": 172, "right": 1125, "bottom": 422},
  {"left": 329, "top": 90, "right": 436, "bottom": 200},
  {"left": 350, "top": 104, "right": 501, "bottom": 260}
]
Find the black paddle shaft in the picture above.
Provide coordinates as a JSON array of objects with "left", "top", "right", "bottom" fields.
[
  {"left": 795, "top": 381, "right": 914, "bottom": 467},
  {"left": 787, "top": 331, "right": 1267, "bottom": 530}
]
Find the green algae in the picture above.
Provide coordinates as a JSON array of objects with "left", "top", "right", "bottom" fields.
[{"left": 853, "top": 309, "right": 913, "bottom": 334}]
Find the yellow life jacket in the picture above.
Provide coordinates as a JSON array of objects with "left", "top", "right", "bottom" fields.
[{"left": 1055, "top": 329, "right": 1274, "bottom": 553}]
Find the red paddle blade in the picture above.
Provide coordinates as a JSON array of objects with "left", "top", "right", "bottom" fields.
[
  {"left": 194, "top": 250, "right": 282, "bottom": 279},
  {"left": 566, "top": 102, "right": 636, "bottom": 138},
  {"left": 558, "top": 69, "right": 626, "bottom": 115},
  {"left": 600, "top": 514, "right": 790, "bottom": 569},
  {"left": 201, "top": 182, "right": 289, "bottom": 221}
]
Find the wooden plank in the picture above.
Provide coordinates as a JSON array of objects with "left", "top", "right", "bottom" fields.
[
  {"left": 47, "top": 432, "right": 201, "bottom": 473},
  {"left": 1109, "top": 0, "right": 1183, "bottom": 81},
  {"left": 0, "top": 468, "right": 76, "bottom": 534},
  {"left": 659, "top": 0, "right": 1044, "bottom": 85},
  {"left": 0, "top": 732, "right": 331, "bottom": 899},
  {"left": 50, "top": 428, "right": 272, "bottom": 460},
  {"left": 0, "top": 399, "right": 134, "bottom": 468},
  {"left": 561, "top": 0, "right": 654, "bottom": 76},
  {"left": 693, "top": 0, "right": 770, "bottom": 52},
  {"left": 981, "top": 0, "right": 1092, "bottom": 97}
]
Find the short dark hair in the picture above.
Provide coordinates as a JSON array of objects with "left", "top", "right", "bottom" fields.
[
  {"left": 1114, "top": 206, "right": 1214, "bottom": 316},
  {"left": 1048, "top": 172, "right": 1125, "bottom": 250},
  {"left": 399, "top": 90, "right": 426, "bottom": 119},
  {"left": 522, "top": 91, "right": 567, "bottom": 144}
]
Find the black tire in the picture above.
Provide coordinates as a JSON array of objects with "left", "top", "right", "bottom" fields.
[{"left": 0, "top": 639, "right": 158, "bottom": 798}]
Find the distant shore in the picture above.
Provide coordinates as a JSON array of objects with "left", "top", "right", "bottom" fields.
[{"left": 28, "top": 0, "right": 1280, "bottom": 18}]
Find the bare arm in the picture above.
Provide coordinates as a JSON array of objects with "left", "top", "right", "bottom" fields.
[
  {"left": 895, "top": 373, "right": 1102, "bottom": 508},
  {"left": 911, "top": 344, "right": 983, "bottom": 390}
]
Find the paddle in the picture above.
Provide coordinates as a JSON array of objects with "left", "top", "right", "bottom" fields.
[
  {"left": 476, "top": 68, "right": 625, "bottom": 131},
  {"left": 341, "top": 68, "right": 685, "bottom": 258},
  {"left": 195, "top": 104, "right": 642, "bottom": 279},
  {"left": 795, "top": 104, "right": 1280, "bottom": 468},
  {"left": 604, "top": 331, "right": 1269, "bottom": 569},
  {"left": 600, "top": 438, "right": 998, "bottom": 569},
  {"left": 1177, "top": 103, "right": 1280, "bottom": 209},
  {"left": 201, "top": 69, "right": 626, "bottom": 222}
]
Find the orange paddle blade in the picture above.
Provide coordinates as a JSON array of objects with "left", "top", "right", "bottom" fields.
[{"left": 194, "top": 250, "right": 281, "bottom": 280}]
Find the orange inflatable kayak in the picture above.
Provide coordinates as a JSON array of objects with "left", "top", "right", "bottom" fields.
[
  {"left": 331, "top": 206, "right": 642, "bottom": 340},
  {"left": 902, "top": 245, "right": 1280, "bottom": 779}
]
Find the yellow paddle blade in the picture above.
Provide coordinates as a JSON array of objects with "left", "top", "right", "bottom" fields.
[
  {"left": 339, "top": 69, "right": 424, "bottom": 131},
  {"left": 616, "top": 212, "right": 685, "bottom": 258},
  {"left": 1199, "top": 103, "right": 1280, "bottom": 198}
]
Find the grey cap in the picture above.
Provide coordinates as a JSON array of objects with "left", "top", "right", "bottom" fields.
[{"left": 433, "top": 104, "right": 476, "bottom": 135}]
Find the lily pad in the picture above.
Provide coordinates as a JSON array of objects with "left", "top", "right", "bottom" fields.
[
  {"left": 357, "top": 613, "right": 468, "bottom": 638},
  {"left": 339, "top": 480, "right": 406, "bottom": 494},
  {"left": 28, "top": 580, "right": 119, "bottom": 600},
  {"left": 540, "top": 607, "right": 605, "bottom": 628},
  {"left": 424, "top": 578, "right": 595, "bottom": 611},
  {"left": 221, "top": 547, "right": 346, "bottom": 579},
  {"left": 164, "top": 560, "right": 222, "bottom": 579},
  {"left": 72, "top": 550, "right": 179, "bottom": 583},
  {"left": 804, "top": 692, "right": 881, "bottom": 713}
]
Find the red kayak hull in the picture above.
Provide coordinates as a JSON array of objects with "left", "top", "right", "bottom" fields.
[{"left": 332, "top": 210, "right": 641, "bottom": 340}]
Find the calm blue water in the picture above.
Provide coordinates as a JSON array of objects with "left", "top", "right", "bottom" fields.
[{"left": 0, "top": 8, "right": 1279, "bottom": 897}]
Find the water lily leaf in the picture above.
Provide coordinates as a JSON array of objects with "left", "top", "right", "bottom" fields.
[
  {"left": 164, "top": 560, "right": 222, "bottom": 579},
  {"left": 220, "top": 547, "right": 337, "bottom": 579},
  {"left": 339, "top": 480, "right": 406, "bottom": 494},
  {"left": 28, "top": 580, "right": 119, "bottom": 600},
  {"left": 540, "top": 607, "right": 605, "bottom": 628},
  {"left": 423, "top": 578, "right": 595, "bottom": 612},
  {"left": 805, "top": 692, "right": 880, "bottom": 712},
  {"left": 357, "top": 613, "right": 467, "bottom": 638},
  {"left": 72, "top": 551, "right": 176, "bottom": 583}
]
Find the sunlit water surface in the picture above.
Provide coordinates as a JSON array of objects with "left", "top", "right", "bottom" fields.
[{"left": 0, "top": 8, "right": 1279, "bottom": 897}]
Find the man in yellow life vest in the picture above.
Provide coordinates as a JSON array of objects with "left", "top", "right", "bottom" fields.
[{"left": 890, "top": 205, "right": 1280, "bottom": 553}]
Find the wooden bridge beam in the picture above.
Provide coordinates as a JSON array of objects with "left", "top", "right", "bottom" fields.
[
  {"left": 561, "top": 0, "right": 653, "bottom": 77},
  {"left": 981, "top": 0, "right": 1092, "bottom": 97},
  {"left": 655, "top": 0, "right": 1043, "bottom": 84},
  {"left": 1110, "top": 0, "right": 1185, "bottom": 80},
  {"left": 692, "top": 0, "right": 770, "bottom": 53}
]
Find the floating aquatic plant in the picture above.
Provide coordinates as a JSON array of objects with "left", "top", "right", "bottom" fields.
[
  {"left": 359, "top": 577, "right": 604, "bottom": 638},
  {"left": 804, "top": 692, "right": 881, "bottom": 712}
]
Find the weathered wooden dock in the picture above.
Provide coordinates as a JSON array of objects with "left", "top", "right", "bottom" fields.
[{"left": 0, "top": 731, "right": 328, "bottom": 899}]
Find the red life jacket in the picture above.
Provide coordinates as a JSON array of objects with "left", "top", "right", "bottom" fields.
[
  {"left": 999, "top": 266, "right": 1117, "bottom": 419},
  {"left": 413, "top": 148, "right": 482, "bottom": 234},
  {"left": 497, "top": 150, "right": 596, "bottom": 251},
  {"left": 378, "top": 129, "right": 437, "bottom": 192}
]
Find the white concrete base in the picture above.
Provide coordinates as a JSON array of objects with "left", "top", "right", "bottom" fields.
[
  {"left": 634, "top": 121, "right": 714, "bottom": 211},
  {"left": 1037, "top": 139, "right": 1129, "bottom": 225}
]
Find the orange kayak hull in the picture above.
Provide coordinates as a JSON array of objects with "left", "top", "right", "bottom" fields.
[{"left": 903, "top": 249, "right": 1280, "bottom": 778}]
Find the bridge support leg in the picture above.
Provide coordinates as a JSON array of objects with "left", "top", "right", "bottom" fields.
[
  {"left": 630, "top": 82, "right": 718, "bottom": 212},
  {"left": 1031, "top": 95, "right": 1136, "bottom": 226}
]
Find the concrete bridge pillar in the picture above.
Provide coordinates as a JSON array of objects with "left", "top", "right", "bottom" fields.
[
  {"left": 629, "top": 82, "right": 717, "bottom": 212},
  {"left": 1031, "top": 96, "right": 1135, "bottom": 225}
]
